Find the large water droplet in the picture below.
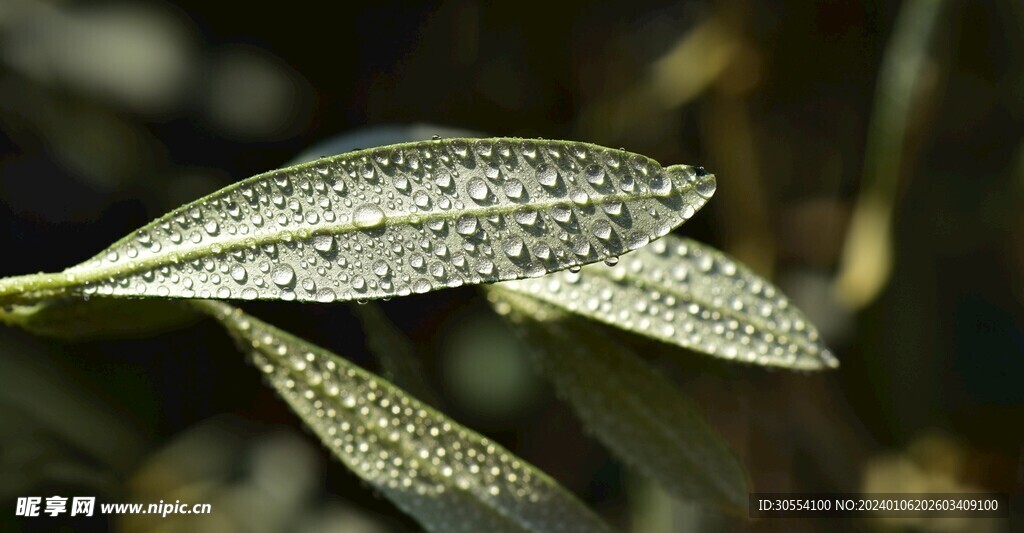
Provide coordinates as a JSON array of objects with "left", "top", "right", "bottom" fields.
[
  {"left": 467, "top": 178, "right": 491, "bottom": 202},
  {"left": 455, "top": 216, "right": 478, "bottom": 236},
  {"left": 271, "top": 265, "right": 295, "bottom": 287},
  {"left": 551, "top": 205, "right": 573, "bottom": 223},
  {"left": 312, "top": 234, "right": 335, "bottom": 253},
  {"left": 434, "top": 172, "right": 453, "bottom": 189},
  {"left": 536, "top": 165, "right": 558, "bottom": 187},
  {"left": 503, "top": 179, "right": 525, "bottom": 200},
  {"left": 571, "top": 238, "right": 592, "bottom": 257},
  {"left": 627, "top": 232, "right": 650, "bottom": 250},
  {"left": 412, "top": 279, "right": 431, "bottom": 293},
  {"left": 514, "top": 210, "right": 538, "bottom": 227},
  {"left": 353, "top": 204, "right": 385, "bottom": 228},
  {"left": 503, "top": 236, "right": 525, "bottom": 258},
  {"left": 476, "top": 259, "right": 495, "bottom": 275},
  {"left": 696, "top": 171, "right": 716, "bottom": 198},
  {"left": 649, "top": 173, "right": 673, "bottom": 196}
]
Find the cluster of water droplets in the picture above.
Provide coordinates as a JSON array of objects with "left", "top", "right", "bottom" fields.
[
  {"left": 206, "top": 302, "right": 610, "bottom": 532},
  {"left": 497, "top": 236, "right": 838, "bottom": 370},
  {"left": 66, "top": 138, "right": 713, "bottom": 304}
]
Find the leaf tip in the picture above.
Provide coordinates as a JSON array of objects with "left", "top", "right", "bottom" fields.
[{"left": 666, "top": 164, "right": 717, "bottom": 200}]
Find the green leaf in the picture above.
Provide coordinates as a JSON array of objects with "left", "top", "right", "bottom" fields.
[
  {"left": 0, "top": 298, "right": 197, "bottom": 340},
  {"left": 489, "top": 290, "right": 749, "bottom": 511},
  {"left": 196, "top": 300, "right": 614, "bottom": 533},
  {"left": 492, "top": 235, "right": 837, "bottom": 370},
  {"left": 351, "top": 302, "right": 441, "bottom": 407},
  {"left": 0, "top": 138, "right": 715, "bottom": 306}
]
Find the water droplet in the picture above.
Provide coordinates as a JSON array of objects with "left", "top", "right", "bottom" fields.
[
  {"left": 476, "top": 259, "right": 495, "bottom": 275},
  {"left": 571, "top": 238, "right": 591, "bottom": 257},
  {"left": 551, "top": 205, "right": 573, "bottom": 223},
  {"left": 503, "top": 236, "right": 525, "bottom": 258},
  {"left": 412, "top": 279, "right": 431, "bottom": 293},
  {"left": 569, "top": 188, "right": 589, "bottom": 204},
  {"left": 626, "top": 232, "right": 651, "bottom": 250},
  {"left": 524, "top": 262, "right": 546, "bottom": 277},
  {"left": 434, "top": 172, "right": 453, "bottom": 189},
  {"left": 592, "top": 220, "right": 612, "bottom": 240},
  {"left": 360, "top": 163, "right": 375, "bottom": 181},
  {"left": 455, "top": 216, "right": 478, "bottom": 236},
  {"left": 230, "top": 265, "right": 247, "bottom": 282},
  {"left": 514, "top": 210, "right": 538, "bottom": 227},
  {"left": 503, "top": 179, "right": 525, "bottom": 200},
  {"left": 602, "top": 202, "right": 623, "bottom": 216},
  {"left": 353, "top": 204, "right": 385, "bottom": 228},
  {"left": 695, "top": 168, "right": 716, "bottom": 198},
  {"left": 313, "top": 234, "right": 335, "bottom": 253},
  {"left": 650, "top": 173, "right": 673, "bottom": 195},
  {"left": 467, "top": 178, "right": 491, "bottom": 202},
  {"left": 585, "top": 165, "right": 605, "bottom": 186},
  {"left": 536, "top": 165, "right": 558, "bottom": 187},
  {"left": 271, "top": 265, "right": 295, "bottom": 287}
]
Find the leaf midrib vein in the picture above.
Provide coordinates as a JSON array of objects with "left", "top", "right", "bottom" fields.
[{"left": 64, "top": 188, "right": 683, "bottom": 289}]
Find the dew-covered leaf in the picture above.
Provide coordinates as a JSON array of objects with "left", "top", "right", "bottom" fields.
[
  {"left": 492, "top": 235, "right": 837, "bottom": 370},
  {"left": 0, "top": 298, "right": 197, "bottom": 340},
  {"left": 489, "top": 290, "right": 749, "bottom": 511},
  {"left": 351, "top": 302, "right": 440, "bottom": 407},
  {"left": 1, "top": 138, "right": 714, "bottom": 306},
  {"left": 196, "top": 300, "right": 613, "bottom": 533}
]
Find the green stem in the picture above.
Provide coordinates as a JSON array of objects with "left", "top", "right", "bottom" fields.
[{"left": 0, "top": 271, "right": 77, "bottom": 306}]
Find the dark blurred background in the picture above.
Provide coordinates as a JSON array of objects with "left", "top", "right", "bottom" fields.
[{"left": 1, "top": 1, "right": 1022, "bottom": 531}]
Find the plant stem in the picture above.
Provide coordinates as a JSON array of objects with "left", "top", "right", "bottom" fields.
[{"left": 0, "top": 271, "right": 76, "bottom": 306}]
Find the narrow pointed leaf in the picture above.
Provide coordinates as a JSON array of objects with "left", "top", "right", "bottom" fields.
[
  {"left": 489, "top": 290, "right": 749, "bottom": 511},
  {"left": 352, "top": 302, "right": 440, "bottom": 407},
  {"left": 0, "top": 138, "right": 715, "bottom": 306},
  {"left": 493, "top": 236, "right": 837, "bottom": 370},
  {"left": 196, "top": 300, "right": 613, "bottom": 533}
]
